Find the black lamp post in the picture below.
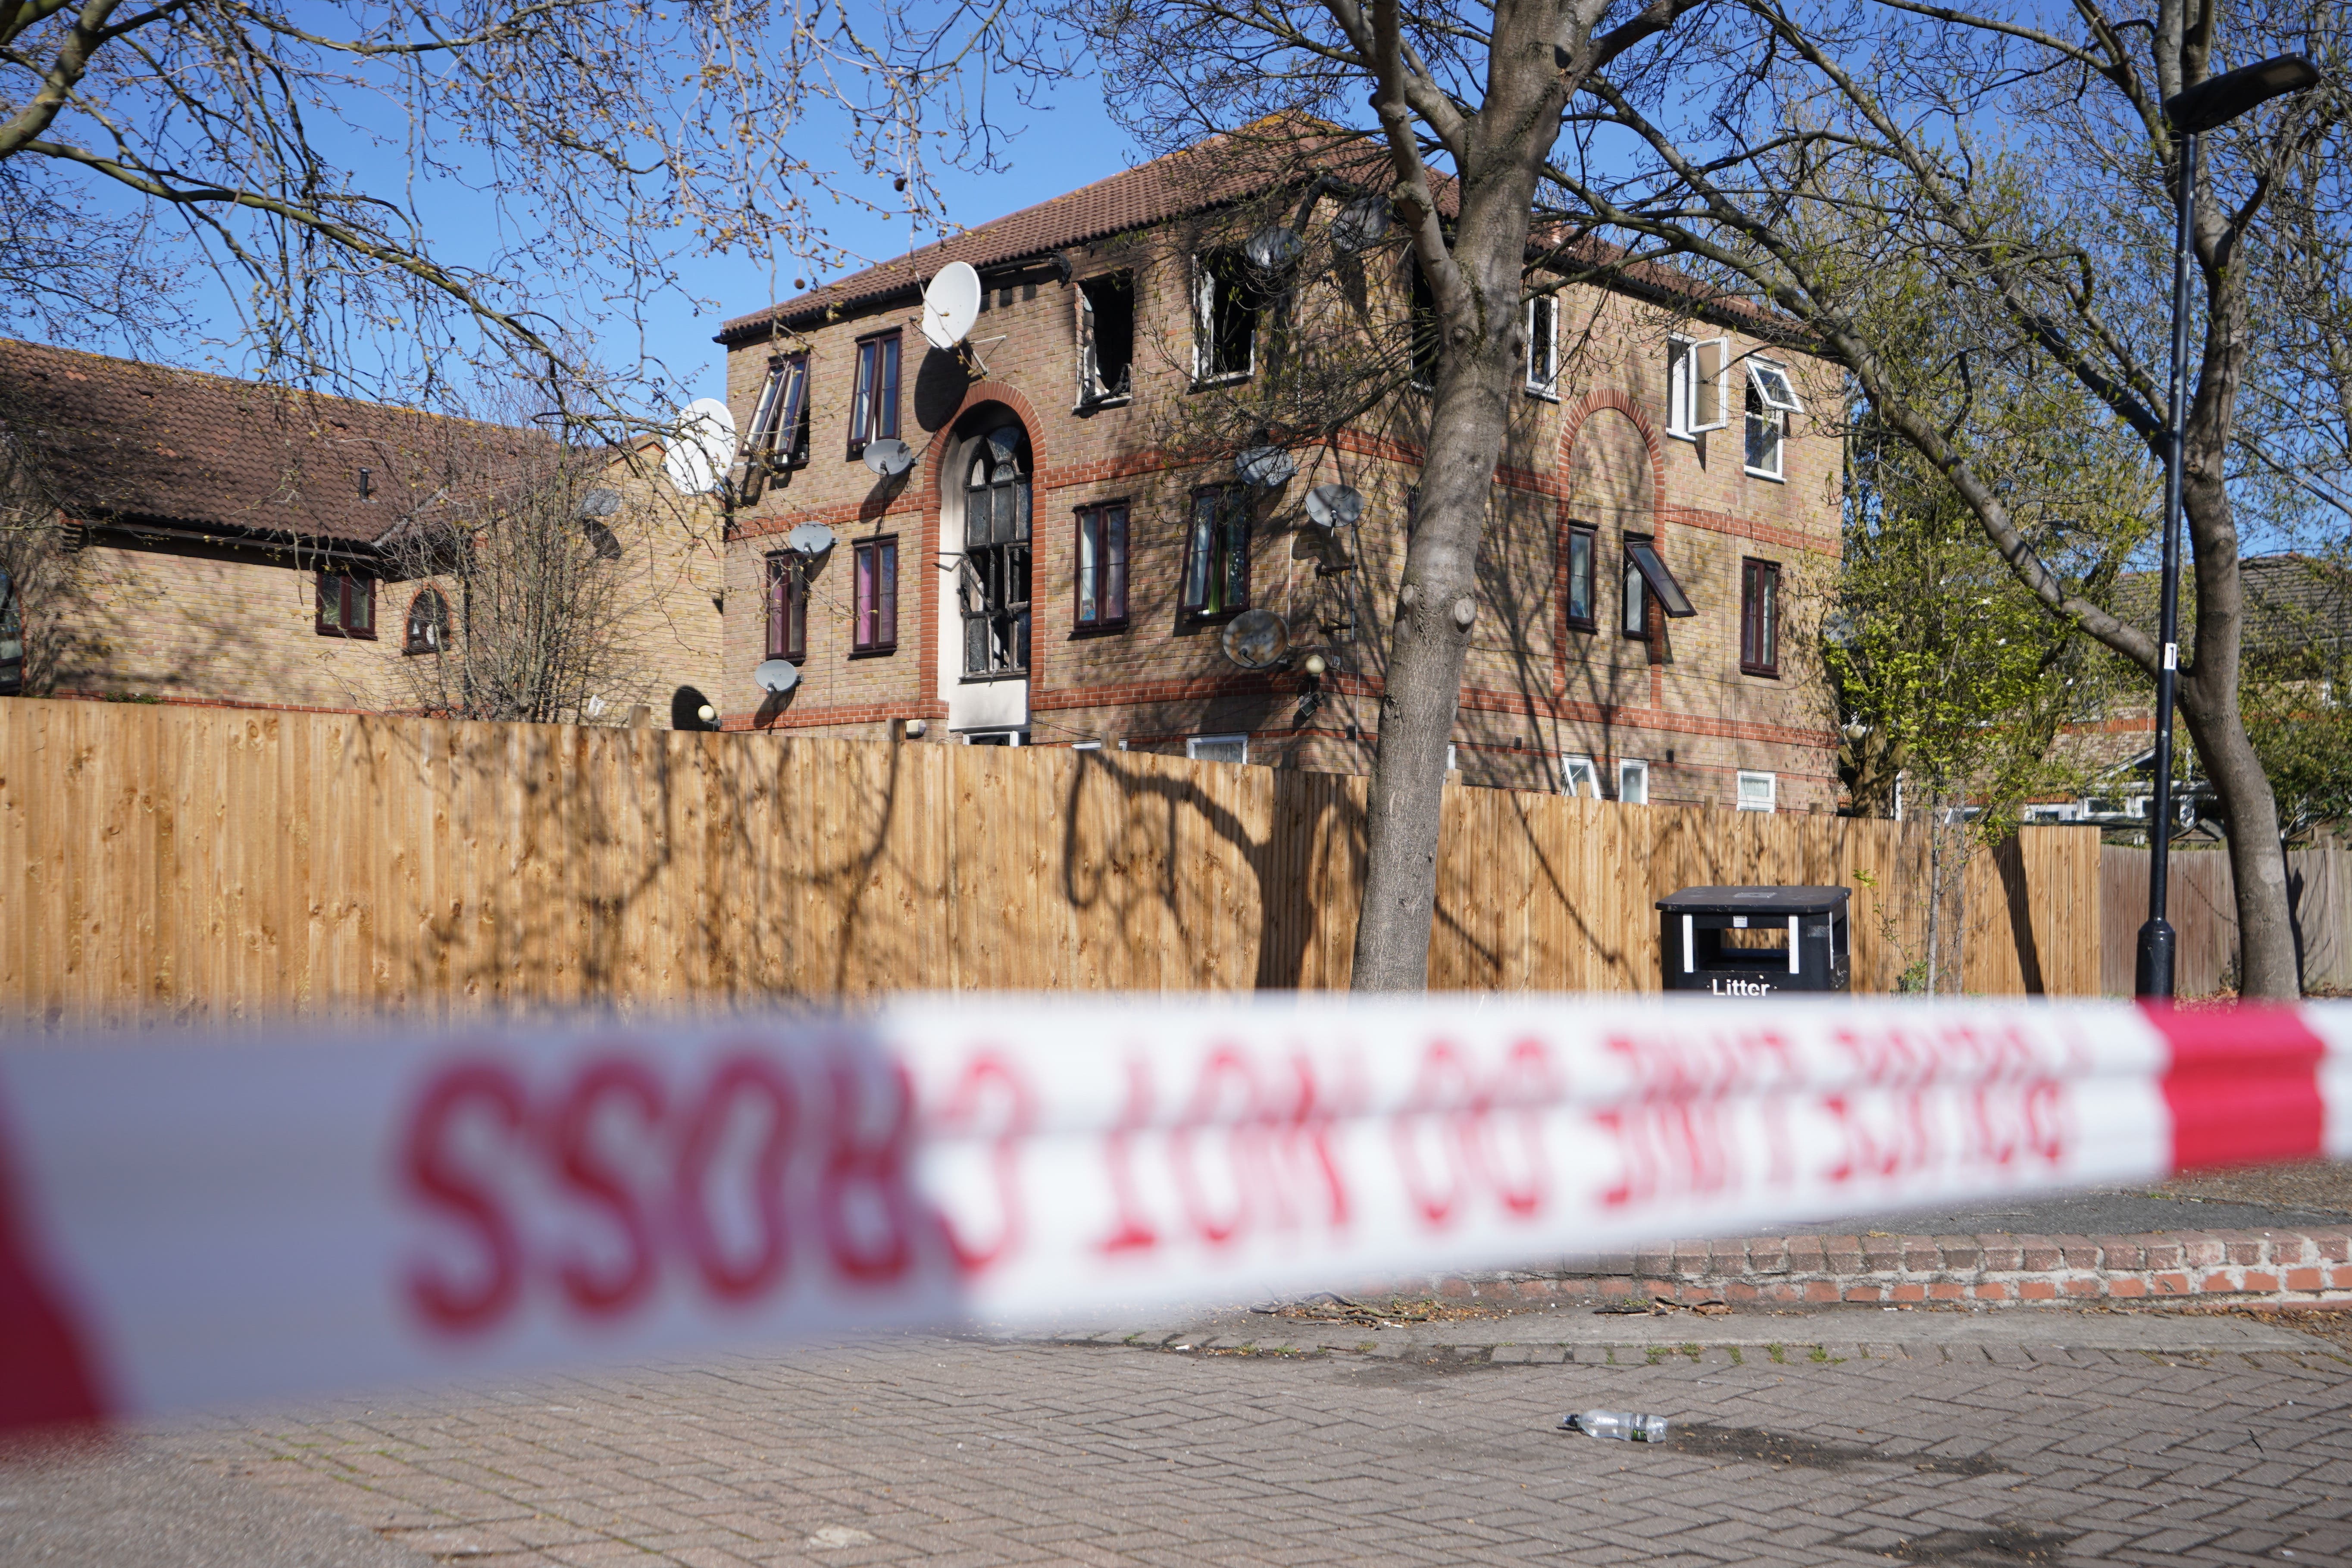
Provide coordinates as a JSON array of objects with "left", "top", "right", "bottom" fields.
[{"left": 2135, "top": 54, "right": 2322, "bottom": 1000}]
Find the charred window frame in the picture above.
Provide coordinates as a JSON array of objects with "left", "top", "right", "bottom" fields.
[
  {"left": 960, "top": 426, "right": 1032, "bottom": 678},
  {"left": 1181, "top": 485, "right": 1251, "bottom": 620},
  {"left": 1075, "top": 501, "right": 1129, "bottom": 630},
  {"left": 852, "top": 537, "right": 898, "bottom": 654},
  {"left": 748, "top": 353, "right": 811, "bottom": 469},
  {"left": 1409, "top": 260, "right": 1440, "bottom": 391},
  {"left": 1192, "top": 251, "right": 1264, "bottom": 384},
  {"left": 766, "top": 551, "right": 807, "bottom": 662},
  {"left": 848, "top": 332, "right": 902, "bottom": 458},
  {"left": 1740, "top": 557, "right": 1781, "bottom": 676},
  {"left": 315, "top": 571, "right": 376, "bottom": 638},
  {"left": 1077, "top": 272, "right": 1135, "bottom": 405},
  {"left": 1564, "top": 523, "right": 1597, "bottom": 632}
]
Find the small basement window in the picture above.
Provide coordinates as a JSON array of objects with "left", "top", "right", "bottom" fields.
[
  {"left": 1078, "top": 272, "right": 1135, "bottom": 403},
  {"left": 1188, "top": 733, "right": 1249, "bottom": 766}
]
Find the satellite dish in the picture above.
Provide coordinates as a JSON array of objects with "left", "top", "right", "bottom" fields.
[
  {"left": 1304, "top": 483, "right": 1365, "bottom": 530},
  {"left": 787, "top": 522, "right": 835, "bottom": 556},
  {"left": 1236, "top": 445, "right": 1296, "bottom": 488},
  {"left": 863, "top": 437, "right": 913, "bottom": 477},
  {"left": 1333, "top": 196, "right": 1391, "bottom": 252},
  {"left": 921, "top": 262, "right": 983, "bottom": 350},
  {"left": 754, "top": 659, "right": 802, "bottom": 694},
  {"left": 1245, "top": 225, "right": 1303, "bottom": 272},
  {"left": 1221, "top": 608, "right": 1292, "bottom": 671},
  {"left": 663, "top": 398, "right": 736, "bottom": 496}
]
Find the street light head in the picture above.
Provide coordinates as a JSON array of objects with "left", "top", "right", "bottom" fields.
[{"left": 2164, "top": 54, "right": 2322, "bottom": 135}]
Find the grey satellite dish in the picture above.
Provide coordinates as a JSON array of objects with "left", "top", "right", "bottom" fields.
[
  {"left": 1304, "top": 483, "right": 1365, "bottom": 530},
  {"left": 663, "top": 398, "right": 736, "bottom": 496},
  {"left": 1245, "top": 225, "right": 1303, "bottom": 272},
  {"left": 1333, "top": 196, "right": 1391, "bottom": 252},
  {"left": 787, "top": 522, "right": 835, "bottom": 556},
  {"left": 863, "top": 437, "right": 913, "bottom": 478},
  {"left": 921, "top": 261, "right": 983, "bottom": 350},
  {"left": 1236, "top": 445, "right": 1296, "bottom": 488},
  {"left": 1221, "top": 608, "right": 1292, "bottom": 671},
  {"left": 578, "top": 487, "right": 622, "bottom": 519},
  {"left": 754, "top": 659, "right": 802, "bottom": 695}
]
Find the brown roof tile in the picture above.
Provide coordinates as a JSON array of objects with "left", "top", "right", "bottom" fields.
[{"left": 0, "top": 338, "right": 548, "bottom": 547}]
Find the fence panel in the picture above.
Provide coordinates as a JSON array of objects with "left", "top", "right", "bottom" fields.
[{"left": 0, "top": 699, "right": 2127, "bottom": 1018}]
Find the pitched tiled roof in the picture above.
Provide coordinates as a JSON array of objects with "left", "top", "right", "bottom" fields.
[
  {"left": 719, "top": 125, "right": 1380, "bottom": 345},
  {"left": 0, "top": 338, "right": 548, "bottom": 548}
]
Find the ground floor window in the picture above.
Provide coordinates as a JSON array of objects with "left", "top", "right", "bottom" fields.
[
  {"left": 964, "top": 729, "right": 1026, "bottom": 746},
  {"left": 1617, "top": 757, "right": 1649, "bottom": 804},
  {"left": 1740, "top": 557, "right": 1781, "bottom": 676},
  {"left": 1561, "top": 754, "right": 1599, "bottom": 797},
  {"left": 1737, "top": 770, "right": 1777, "bottom": 812},
  {"left": 1187, "top": 733, "right": 1248, "bottom": 765}
]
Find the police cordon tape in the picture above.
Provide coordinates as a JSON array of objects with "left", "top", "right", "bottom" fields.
[{"left": 3, "top": 995, "right": 2349, "bottom": 1433}]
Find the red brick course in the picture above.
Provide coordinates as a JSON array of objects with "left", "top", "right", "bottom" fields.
[{"left": 1365, "top": 1227, "right": 2352, "bottom": 1307}]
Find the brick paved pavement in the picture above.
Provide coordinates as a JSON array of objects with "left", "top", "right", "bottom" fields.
[{"left": 19, "top": 1308, "right": 2352, "bottom": 1567}]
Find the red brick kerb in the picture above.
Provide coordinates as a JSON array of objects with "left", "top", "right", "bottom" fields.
[{"left": 1373, "top": 1229, "right": 2352, "bottom": 1308}]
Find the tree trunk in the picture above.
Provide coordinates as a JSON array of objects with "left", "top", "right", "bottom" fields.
[{"left": 1349, "top": 234, "right": 1527, "bottom": 989}]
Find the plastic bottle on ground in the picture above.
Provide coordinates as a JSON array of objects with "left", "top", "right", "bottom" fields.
[{"left": 1561, "top": 1410, "right": 1669, "bottom": 1442}]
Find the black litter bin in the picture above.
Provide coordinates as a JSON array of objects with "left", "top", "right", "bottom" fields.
[{"left": 1657, "top": 886, "right": 1850, "bottom": 995}]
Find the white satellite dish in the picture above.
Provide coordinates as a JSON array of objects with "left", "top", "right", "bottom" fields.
[
  {"left": 1333, "top": 196, "right": 1391, "bottom": 252},
  {"left": 787, "top": 522, "right": 835, "bottom": 556},
  {"left": 663, "top": 398, "right": 737, "bottom": 496},
  {"left": 1245, "top": 225, "right": 1304, "bottom": 272},
  {"left": 921, "top": 262, "right": 983, "bottom": 350},
  {"left": 1304, "top": 483, "right": 1365, "bottom": 529},
  {"left": 754, "top": 659, "right": 801, "bottom": 695},
  {"left": 864, "top": 437, "right": 913, "bottom": 478},
  {"left": 1221, "top": 608, "right": 1292, "bottom": 671},
  {"left": 1236, "top": 445, "right": 1296, "bottom": 488}
]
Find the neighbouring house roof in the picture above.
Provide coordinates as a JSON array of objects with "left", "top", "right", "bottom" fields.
[
  {"left": 0, "top": 337, "right": 551, "bottom": 550},
  {"left": 719, "top": 124, "right": 1792, "bottom": 349},
  {"left": 2114, "top": 554, "right": 2352, "bottom": 659}
]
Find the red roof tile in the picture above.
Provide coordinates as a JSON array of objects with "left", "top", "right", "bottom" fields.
[{"left": 0, "top": 338, "right": 548, "bottom": 547}]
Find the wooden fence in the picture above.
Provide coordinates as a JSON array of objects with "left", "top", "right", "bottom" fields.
[
  {"left": 2096, "top": 844, "right": 2352, "bottom": 996},
  {"left": 0, "top": 699, "right": 2110, "bottom": 1019}
]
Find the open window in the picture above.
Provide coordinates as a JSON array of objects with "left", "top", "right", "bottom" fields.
[
  {"left": 1666, "top": 335, "right": 1729, "bottom": 438},
  {"left": 848, "top": 332, "right": 902, "bottom": 458},
  {"left": 1077, "top": 272, "right": 1135, "bottom": 405},
  {"left": 1621, "top": 536, "right": 1695, "bottom": 639},
  {"left": 1181, "top": 485, "right": 1251, "bottom": 618},
  {"left": 1525, "top": 293, "right": 1560, "bottom": 398},
  {"left": 1193, "top": 252, "right": 1264, "bottom": 383},
  {"left": 1745, "top": 358, "right": 1800, "bottom": 479},
  {"left": 748, "top": 353, "right": 810, "bottom": 469},
  {"left": 1561, "top": 754, "right": 1600, "bottom": 798}
]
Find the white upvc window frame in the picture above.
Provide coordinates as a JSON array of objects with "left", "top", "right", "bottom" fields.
[
  {"left": 1524, "top": 293, "right": 1560, "bottom": 399},
  {"left": 1666, "top": 334, "right": 1730, "bottom": 439},
  {"left": 1736, "top": 770, "right": 1778, "bottom": 813},
  {"left": 1188, "top": 732, "right": 1250, "bottom": 765},
  {"left": 1743, "top": 356, "right": 1800, "bottom": 481},
  {"left": 1561, "top": 754, "right": 1600, "bottom": 798},
  {"left": 1617, "top": 757, "right": 1650, "bottom": 805}
]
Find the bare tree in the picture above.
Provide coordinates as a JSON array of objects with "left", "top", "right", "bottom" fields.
[
  {"left": 1072, "top": 0, "right": 1705, "bottom": 989},
  {"left": 1, "top": 0, "right": 1065, "bottom": 423},
  {"left": 1536, "top": 0, "right": 2347, "bottom": 998}
]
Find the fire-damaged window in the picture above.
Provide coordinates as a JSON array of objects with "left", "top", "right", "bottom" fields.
[
  {"left": 1192, "top": 252, "right": 1265, "bottom": 383},
  {"left": 1077, "top": 272, "right": 1135, "bottom": 404},
  {"left": 1409, "top": 260, "right": 1441, "bottom": 390},
  {"left": 960, "top": 425, "right": 1031, "bottom": 677}
]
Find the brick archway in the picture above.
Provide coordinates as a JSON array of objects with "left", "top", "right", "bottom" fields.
[{"left": 1555, "top": 388, "right": 1668, "bottom": 520}]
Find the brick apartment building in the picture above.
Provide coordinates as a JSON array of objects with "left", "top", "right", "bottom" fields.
[
  {"left": 0, "top": 338, "right": 722, "bottom": 726},
  {"left": 716, "top": 137, "right": 1842, "bottom": 809}
]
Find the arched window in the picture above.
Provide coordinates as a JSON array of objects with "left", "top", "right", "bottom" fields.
[
  {"left": 959, "top": 424, "right": 1030, "bottom": 677},
  {"left": 405, "top": 587, "right": 449, "bottom": 655}
]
